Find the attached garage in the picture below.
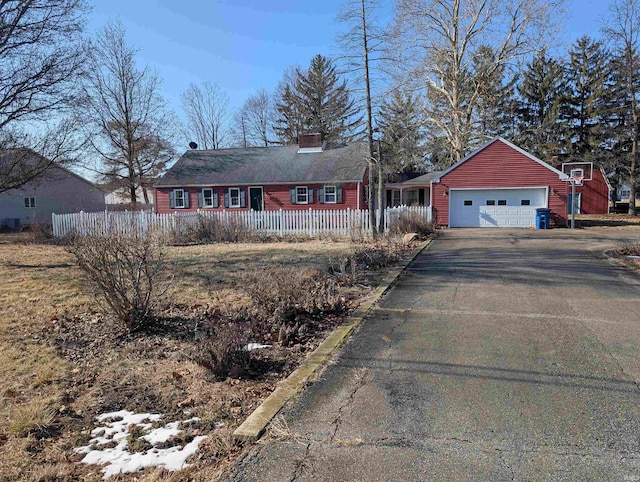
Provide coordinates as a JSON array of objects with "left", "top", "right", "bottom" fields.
[
  {"left": 449, "top": 187, "right": 547, "bottom": 228},
  {"left": 431, "top": 138, "right": 570, "bottom": 228}
]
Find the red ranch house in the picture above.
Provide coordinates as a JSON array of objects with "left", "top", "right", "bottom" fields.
[
  {"left": 155, "top": 134, "right": 369, "bottom": 214},
  {"left": 430, "top": 138, "right": 610, "bottom": 228}
]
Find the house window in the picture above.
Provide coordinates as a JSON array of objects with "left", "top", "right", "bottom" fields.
[
  {"left": 24, "top": 197, "right": 36, "bottom": 208},
  {"left": 229, "top": 188, "right": 241, "bottom": 208},
  {"left": 392, "top": 190, "right": 401, "bottom": 207},
  {"left": 174, "top": 189, "right": 187, "bottom": 208},
  {"left": 324, "top": 186, "right": 337, "bottom": 203},
  {"left": 486, "top": 200, "right": 496, "bottom": 206},
  {"left": 498, "top": 200, "right": 507, "bottom": 206},
  {"left": 202, "top": 188, "right": 215, "bottom": 208},
  {"left": 464, "top": 200, "right": 473, "bottom": 206},
  {"left": 405, "top": 190, "right": 419, "bottom": 206},
  {"left": 521, "top": 200, "right": 531, "bottom": 206},
  {"left": 296, "top": 186, "right": 309, "bottom": 204}
]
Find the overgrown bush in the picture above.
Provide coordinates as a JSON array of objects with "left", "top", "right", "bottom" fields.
[
  {"left": 244, "top": 266, "right": 346, "bottom": 345},
  {"left": 174, "top": 214, "right": 254, "bottom": 244},
  {"left": 388, "top": 211, "right": 437, "bottom": 238},
  {"left": 193, "top": 322, "right": 251, "bottom": 380},
  {"left": 614, "top": 242, "right": 640, "bottom": 256},
  {"left": 66, "top": 231, "right": 170, "bottom": 332}
]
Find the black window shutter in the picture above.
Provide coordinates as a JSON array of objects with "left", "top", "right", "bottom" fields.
[
  {"left": 308, "top": 187, "right": 313, "bottom": 204},
  {"left": 183, "top": 190, "right": 190, "bottom": 208},
  {"left": 213, "top": 188, "right": 219, "bottom": 208},
  {"left": 197, "top": 189, "right": 203, "bottom": 208},
  {"left": 224, "top": 188, "right": 230, "bottom": 208},
  {"left": 318, "top": 187, "right": 325, "bottom": 204},
  {"left": 290, "top": 187, "right": 296, "bottom": 204},
  {"left": 240, "top": 188, "right": 246, "bottom": 207},
  {"left": 169, "top": 190, "right": 176, "bottom": 208},
  {"left": 337, "top": 186, "right": 343, "bottom": 203}
]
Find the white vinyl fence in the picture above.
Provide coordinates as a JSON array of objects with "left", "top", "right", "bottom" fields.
[{"left": 52, "top": 206, "right": 432, "bottom": 238}]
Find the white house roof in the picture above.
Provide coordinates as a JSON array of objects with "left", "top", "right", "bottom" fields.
[{"left": 431, "top": 137, "right": 569, "bottom": 183}]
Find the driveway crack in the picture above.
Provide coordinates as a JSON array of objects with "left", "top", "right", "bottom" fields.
[
  {"left": 496, "top": 448, "right": 516, "bottom": 481},
  {"left": 330, "top": 368, "right": 369, "bottom": 442},
  {"left": 289, "top": 442, "right": 312, "bottom": 482}
]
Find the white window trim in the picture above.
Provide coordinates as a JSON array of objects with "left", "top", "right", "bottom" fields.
[
  {"left": 174, "top": 189, "right": 187, "bottom": 208},
  {"left": 202, "top": 188, "right": 215, "bottom": 208},
  {"left": 229, "top": 187, "right": 241, "bottom": 208},
  {"left": 296, "top": 186, "right": 309, "bottom": 204},
  {"left": 324, "top": 185, "right": 337, "bottom": 204}
]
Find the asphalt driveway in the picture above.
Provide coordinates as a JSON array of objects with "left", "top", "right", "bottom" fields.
[{"left": 228, "top": 228, "right": 640, "bottom": 481}]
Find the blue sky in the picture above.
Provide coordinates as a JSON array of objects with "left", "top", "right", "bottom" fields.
[{"left": 88, "top": 0, "right": 615, "bottom": 127}]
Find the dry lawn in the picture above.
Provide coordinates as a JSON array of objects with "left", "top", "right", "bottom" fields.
[{"left": 0, "top": 235, "right": 408, "bottom": 481}]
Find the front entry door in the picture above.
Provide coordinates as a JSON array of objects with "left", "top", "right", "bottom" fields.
[{"left": 249, "top": 187, "right": 263, "bottom": 211}]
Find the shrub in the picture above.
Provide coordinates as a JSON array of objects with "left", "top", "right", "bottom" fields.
[
  {"left": 174, "top": 214, "right": 254, "bottom": 244},
  {"left": 193, "top": 322, "right": 251, "bottom": 380},
  {"left": 66, "top": 230, "right": 169, "bottom": 332},
  {"left": 388, "top": 211, "right": 437, "bottom": 238},
  {"left": 244, "top": 266, "right": 345, "bottom": 344},
  {"left": 614, "top": 242, "right": 640, "bottom": 257}
]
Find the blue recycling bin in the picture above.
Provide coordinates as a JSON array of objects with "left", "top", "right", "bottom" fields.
[{"left": 535, "top": 208, "right": 551, "bottom": 229}]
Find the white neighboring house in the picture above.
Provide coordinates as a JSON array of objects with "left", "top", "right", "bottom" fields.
[{"left": 0, "top": 161, "right": 105, "bottom": 230}]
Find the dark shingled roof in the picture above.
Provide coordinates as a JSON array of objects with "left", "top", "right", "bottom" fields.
[
  {"left": 399, "top": 171, "right": 443, "bottom": 185},
  {"left": 156, "top": 142, "right": 369, "bottom": 187}
]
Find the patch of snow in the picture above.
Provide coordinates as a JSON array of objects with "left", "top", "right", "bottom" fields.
[
  {"left": 245, "top": 343, "right": 271, "bottom": 351},
  {"left": 627, "top": 255, "right": 640, "bottom": 259},
  {"left": 75, "top": 411, "right": 210, "bottom": 479}
]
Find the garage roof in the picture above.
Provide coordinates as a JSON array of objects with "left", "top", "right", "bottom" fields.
[{"left": 432, "top": 138, "right": 569, "bottom": 183}]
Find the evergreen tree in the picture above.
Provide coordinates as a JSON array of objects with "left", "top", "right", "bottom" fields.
[
  {"left": 274, "top": 55, "right": 361, "bottom": 147},
  {"left": 515, "top": 51, "right": 568, "bottom": 161},
  {"left": 377, "top": 90, "right": 426, "bottom": 180},
  {"left": 563, "top": 36, "right": 611, "bottom": 158},
  {"left": 273, "top": 67, "right": 305, "bottom": 145},
  {"left": 472, "top": 46, "right": 517, "bottom": 141}
]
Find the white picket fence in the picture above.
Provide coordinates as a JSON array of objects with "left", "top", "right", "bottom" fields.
[{"left": 51, "top": 206, "right": 432, "bottom": 238}]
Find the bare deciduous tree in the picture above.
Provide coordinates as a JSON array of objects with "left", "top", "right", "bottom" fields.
[
  {"left": 337, "top": 0, "right": 389, "bottom": 233},
  {"left": 233, "top": 89, "right": 274, "bottom": 147},
  {"left": 181, "top": 81, "right": 230, "bottom": 150},
  {"left": 0, "top": 0, "right": 88, "bottom": 192},
  {"left": 603, "top": 0, "right": 640, "bottom": 215},
  {"left": 80, "top": 22, "right": 176, "bottom": 205},
  {"left": 392, "top": 0, "right": 565, "bottom": 164}
]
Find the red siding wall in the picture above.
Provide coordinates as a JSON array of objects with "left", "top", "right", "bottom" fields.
[
  {"left": 575, "top": 166, "right": 610, "bottom": 214},
  {"left": 431, "top": 140, "right": 568, "bottom": 226},
  {"left": 155, "top": 182, "right": 366, "bottom": 214}
]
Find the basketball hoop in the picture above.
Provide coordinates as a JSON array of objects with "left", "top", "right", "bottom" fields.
[{"left": 570, "top": 168, "right": 584, "bottom": 186}]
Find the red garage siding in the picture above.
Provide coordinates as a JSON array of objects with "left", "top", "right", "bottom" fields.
[
  {"left": 155, "top": 182, "right": 366, "bottom": 214},
  {"left": 575, "top": 166, "right": 610, "bottom": 214},
  {"left": 432, "top": 139, "right": 568, "bottom": 226}
]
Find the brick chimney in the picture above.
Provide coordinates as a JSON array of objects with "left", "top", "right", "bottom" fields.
[{"left": 298, "top": 133, "right": 323, "bottom": 150}]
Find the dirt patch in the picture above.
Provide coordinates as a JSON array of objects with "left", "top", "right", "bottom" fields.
[{"left": 0, "top": 235, "right": 420, "bottom": 480}]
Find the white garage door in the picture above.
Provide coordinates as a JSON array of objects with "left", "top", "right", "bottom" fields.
[{"left": 449, "top": 188, "right": 547, "bottom": 228}]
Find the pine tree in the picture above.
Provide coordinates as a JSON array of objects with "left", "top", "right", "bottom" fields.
[
  {"left": 274, "top": 55, "right": 361, "bottom": 147},
  {"left": 563, "top": 36, "right": 611, "bottom": 158},
  {"left": 274, "top": 79, "right": 305, "bottom": 145},
  {"left": 472, "top": 45, "right": 517, "bottom": 142},
  {"left": 377, "top": 90, "right": 426, "bottom": 181},
  {"left": 515, "top": 51, "right": 567, "bottom": 161}
]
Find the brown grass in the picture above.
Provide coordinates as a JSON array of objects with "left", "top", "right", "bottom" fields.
[{"left": 0, "top": 235, "right": 391, "bottom": 481}]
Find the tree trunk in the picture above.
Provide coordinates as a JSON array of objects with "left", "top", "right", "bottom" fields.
[{"left": 361, "top": 0, "right": 377, "bottom": 236}]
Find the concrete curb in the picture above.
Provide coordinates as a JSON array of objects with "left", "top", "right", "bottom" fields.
[{"left": 232, "top": 238, "right": 433, "bottom": 443}]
